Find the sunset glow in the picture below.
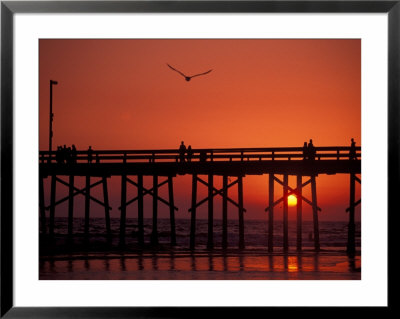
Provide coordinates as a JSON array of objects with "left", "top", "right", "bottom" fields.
[
  {"left": 39, "top": 38, "right": 362, "bottom": 281},
  {"left": 39, "top": 39, "right": 361, "bottom": 221}
]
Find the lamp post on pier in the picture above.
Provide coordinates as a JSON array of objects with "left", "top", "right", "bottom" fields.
[{"left": 49, "top": 80, "right": 58, "bottom": 162}]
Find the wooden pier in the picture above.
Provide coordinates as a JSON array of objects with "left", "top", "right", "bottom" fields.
[{"left": 39, "top": 146, "right": 361, "bottom": 253}]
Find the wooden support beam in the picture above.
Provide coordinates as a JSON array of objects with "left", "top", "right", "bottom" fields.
[
  {"left": 283, "top": 174, "right": 289, "bottom": 252},
  {"left": 190, "top": 174, "right": 197, "bottom": 250},
  {"left": 274, "top": 176, "right": 311, "bottom": 191},
  {"left": 49, "top": 175, "right": 56, "bottom": 237},
  {"left": 346, "top": 199, "right": 361, "bottom": 212},
  {"left": 294, "top": 193, "right": 321, "bottom": 212},
  {"left": 311, "top": 175, "right": 320, "bottom": 251},
  {"left": 68, "top": 175, "right": 75, "bottom": 238},
  {"left": 347, "top": 173, "right": 356, "bottom": 254},
  {"left": 207, "top": 174, "right": 214, "bottom": 249},
  {"left": 120, "top": 174, "right": 127, "bottom": 245},
  {"left": 266, "top": 175, "right": 319, "bottom": 251},
  {"left": 222, "top": 175, "right": 228, "bottom": 249},
  {"left": 168, "top": 176, "right": 176, "bottom": 245},
  {"left": 127, "top": 176, "right": 168, "bottom": 190},
  {"left": 137, "top": 175, "right": 144, "bottom": 246},
  {"left": 123, "top": 188, "right": 178, "bottom": 211},
  {"left": 197, "top": 176, "right": 238, "bottom": 190},
  {"left": 301, "top": 178, "right": 312, "bottom": 188},
  {"left": 46, "top": 178, "right": 109, "bottom": 211},
  {"left": 102, "top": 177, "right": 111, "bottom": 237},
  {"left": 189, "top": 189, "right": 246, "bottom": 212},
  {"left": 84, "top": 175, "right": 90, "bottom": 237},
  {"left": 189, "top": 177, "right": 246, "bottom": 212},
  {"left": 265, "top": 181, "right": 321, "bottom": 212},
  {"left": 39, "top": 175, "right": 46, "bottom": 235},
  {"left": 238, "top": 176, "right": 245, "bottom": 250},
  {"left": 268, "top": 174, "right": 274, "bottom": 252},
  {"left": 121, "top": 178, "right": 178, "bottom": 211},
  {"left": 151, "top": 175, "right": 159, "bottom": 245},
  {"left": 354, "top": 175, "right": 361, "bottom": 184},
  {"left": 56, "top": 176, "right": 103, "bottom": 191},
  {"left": 296, "top": 175, "right": 303, "bottom": 251}
]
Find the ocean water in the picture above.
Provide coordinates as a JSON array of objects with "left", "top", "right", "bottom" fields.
[{"left": 45, "top": 217, "right": 361, "bottom": 252}]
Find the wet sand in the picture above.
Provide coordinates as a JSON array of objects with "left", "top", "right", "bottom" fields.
[{"left": 39, "top": 250, "right": 361, "bottom": 280}]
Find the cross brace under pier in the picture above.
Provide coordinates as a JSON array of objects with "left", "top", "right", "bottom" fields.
[
  {"left": 40, "top": 174, "right": 111, "bottom": 238},
  {"left": 119, "top": 175, "right": 177, "bottom": 246},
  {"left": 266, "top": 174, "right": 320, "bottom": 252},
  {"left": 189, "top": 175, "right": 245, "bottom": 250}
]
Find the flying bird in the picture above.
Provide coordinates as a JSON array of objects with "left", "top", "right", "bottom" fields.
[{"left": 167, "top": 64, "right": 212, "bottom": 82}]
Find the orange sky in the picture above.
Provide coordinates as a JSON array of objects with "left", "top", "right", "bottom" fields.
[{"left": 39, "top": 39, "right": 361, "bottom": 221}]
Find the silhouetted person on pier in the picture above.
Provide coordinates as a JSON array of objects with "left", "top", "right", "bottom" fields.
[
  {"left": 187, "top": 145, "right": 193, "bottom": 162},
  {"left": 302, "top": 142, "right": 308, "bottom": 160},
  {"left": 88, "top": 146, "right": 93, "bottom": 163},
  {"left": 179, "top": 141, "right": 186, "bottom": 162},
  {"left": 349, "top": 138, "right": 357, "bottom": 160},
  {"left": 71, "top": 144, "right": 77, "bottom": 163},
  {"left": 56, "top": 146, "right": 62, "bottom": 164},
  {"left": 66, "top": 146, "right": 72, "bottom": 164},
  {"left": 61, "top": 144, "right": 68, "bottom": 163},
  {"left": 308, "top": 139, "right": 316, "bottom": 160},
  {"left": 199, "top": 151, "right": 207, "bottom": 162}
]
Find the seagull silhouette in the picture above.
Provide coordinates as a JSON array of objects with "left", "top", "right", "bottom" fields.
[{"left": 167, "top": 64, "right": 212, "bottom": 82}]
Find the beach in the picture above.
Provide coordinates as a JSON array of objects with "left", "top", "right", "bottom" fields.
[
  {"left": 39, "top": 218, "right": 361, "bottom": 280},
  {"left": 39, "top": 250, "right": 360, "bottom": 280}
]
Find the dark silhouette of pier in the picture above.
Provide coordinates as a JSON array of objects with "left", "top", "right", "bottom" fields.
[{"left": 39, "top": 146, "right": 361, "bottom": 254}]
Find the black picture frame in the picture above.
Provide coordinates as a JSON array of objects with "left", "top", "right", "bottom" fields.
[{"left": 1, "top": 0, "right": 396, "bottom": 317}]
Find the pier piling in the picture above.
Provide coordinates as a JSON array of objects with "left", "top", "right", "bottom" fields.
[
  {"left": 347, "top": 173, "right": 356, "bottom": 254},
  {"left": 137, "top": 174, "right": 144, "bottom": 246},
  {"left": 120, "top": 174, "right": 127, "bottom": 245},
  {"left": 207, "top": 174, "right": 214, "bottom": 249},
  {"left": 102, "top": 177, "right": 111, "bottom": 238},
  {"left": 168, "top": 176, "right": 176, "bottom": 246},
  {"left": 84, "top": 175, "right": 90, "bottom": 237},
  {"left": 238, "top": 176, "right": 245, "bottom": 249},
  {"left": 311, "top": 175, "right": 320, "bottom": 251},
  {"left": 68, "top": 175, "right": 75, "bottom": 238},
  {"left": 296, "top": 175, "right": 303, "bottom": 251},
  {"left": 190, "top": 174, "right": 197, "bottom": 250},
  {"left": 49, "top": 175, "right": 56, "bottom": 237},
  {"left": 283, "top": 174, "right": 289, "bottom": 252},
  {"left": 268, "top": 174, "right": 274, "bottom": 252},
  {"left": 222, "top": 175, "right": 228, "bottom": 249},
  {"left": 39, "top": 175, "right": 46, "bottom": 235},
  {"left": 151, "top": 175, "right": 159, "bottom": 245}
]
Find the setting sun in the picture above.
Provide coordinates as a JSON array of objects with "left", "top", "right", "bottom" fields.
[{"left": 288, "top": 194, "right": 297, "bottom": 207}]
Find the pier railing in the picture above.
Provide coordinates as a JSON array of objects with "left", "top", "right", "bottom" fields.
[{"left": 39, "top": 146, "right": 361, "bottom": 164}]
